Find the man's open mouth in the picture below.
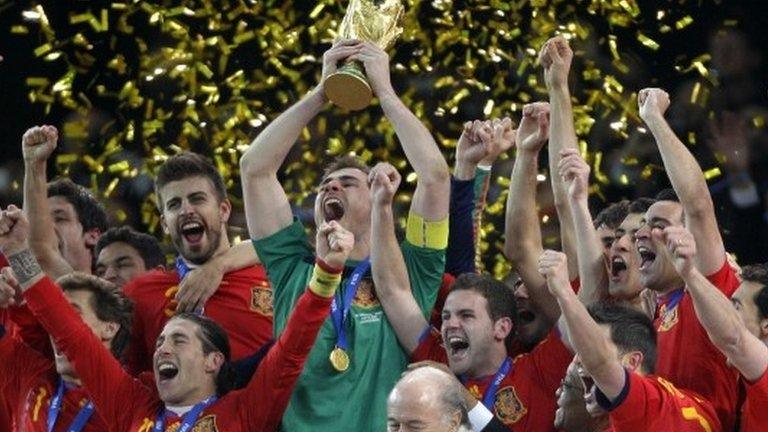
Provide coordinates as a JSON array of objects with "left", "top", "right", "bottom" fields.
[
  {"left": 446, "top": 334, "right": 470, "bottom": 358},
  {"left": 180, "top": 221, "right": 205, "bottom": 244},
  {"left": 611, "top": 256, "right": 628, "bottom": 279},
  {"left": 323, "top": 198, "right": 345, "bottom": 222},
  {"left": 157, "top": 362, "right": 179, "bottom": 382},
  {"left": 637, "top": 246, "right": 656, "bottom": 271}
]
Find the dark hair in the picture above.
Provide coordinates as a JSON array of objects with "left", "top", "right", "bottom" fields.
[
  {"left": 95, "top": 226, "right": 166, "bottom": 269},
  {"left": 173, "top": 313, "right": 237, "bottom": 396},
  {"left": 322, "top": 154, "right": 371, "bottom": 180},
  {"left": 654, "top": 188, "right": 679, "bottom": 203},
  {"left": 449, "top": 273, "right": 517, "bottom": 327},
  {"left": 47, "top": 178, "right": 108, "bottom": 234},
  {"left": 628, "top": 197, "right": 656, "bottom": 214},
  {"left": 588, "top": 302, "right": 657, "bottom": 374},
  {"left": 155, "top": 153, "right": 227, "bottom": 206},
  {"left": 742, "top": 264, "right": 768, "bottom": 320},
  {"left": 57, "top": 272, "right": 133, "bottom": 358},
  {"left": 594, "top": 200, "right": 630, "bottom": 230}
]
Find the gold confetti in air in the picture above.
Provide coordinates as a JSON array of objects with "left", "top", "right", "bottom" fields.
[{"left": 12, "top": 1, "right": 730, "bottom": 279}]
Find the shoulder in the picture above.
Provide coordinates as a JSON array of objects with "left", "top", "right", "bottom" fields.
[{"left": 123, "top": 269, "right": 177, "bottom": 297}]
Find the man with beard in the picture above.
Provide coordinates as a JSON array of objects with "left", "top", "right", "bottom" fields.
[
  {"left": 0, "top": 204, "right": 351, "bottom": 432},
  {"left": 123, "top": 152, "right": 273, "bottom": 374},
  {"left": 636, "top": 88, "right": 740, "bottom": 430},
  {"left": 664, "top": 226, "right": 768, "bottom": 432},
  {"left": 540, "top": 249, "right": 721, "bottom": 432},
  {"left": 553, "top": 360, "right": 609, "bottom": 432},
  {"left": 241, "top": 40, "right": 450, "bottom": 431}
]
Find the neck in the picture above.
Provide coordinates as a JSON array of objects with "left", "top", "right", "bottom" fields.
[
  {"left": 60, "top": 373, "right": 82, "bottom": 387},
  {"left": 348, "top": 235, "right": 371, "bottom": 261},
  {"left": 658, "top": 281, "right": 685, "bottom": 297},
  {"left": 468, "top": 346, "right": 508, "bottom": 379},
  {"left": 169, "top": 388, "right": 217, "bottom": 408}
]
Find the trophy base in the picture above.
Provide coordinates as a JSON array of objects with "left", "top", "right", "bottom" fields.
[{"left": 324, "top": 65, "right": 373, "bottom": 111}]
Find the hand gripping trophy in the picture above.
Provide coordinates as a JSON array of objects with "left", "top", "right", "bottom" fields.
[{"left": 323, "top": 0, "right": 404, "bottom": 111}]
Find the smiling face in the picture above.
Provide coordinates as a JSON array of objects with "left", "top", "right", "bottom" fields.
[
  {"left": 95, "top": 241, "right": 148, "bottom": 288},
  {"left": 635, "top": 201, "right": 684, "bottom": 293},
  {"left": 608, "top": 213, "right": 645, "bottom": 299},
  {"left": 159, "top": 176, "right": 230, "bottom": 265},
  {"left": 440, "top": 290, "right": 510, "bottom": 377},
  {"left": 153, "top": 317, "right": 221, "bottom": 406},
  {"left": 512, "top": 280, "right": 550, "bottom": 348},
  {"left": 314, "top": 167, "right": 372, "bottom": 238}
]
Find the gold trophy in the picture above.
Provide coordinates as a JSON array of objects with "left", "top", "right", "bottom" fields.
[{"left": 324, "top": 0, "right": 404, "bottom": 111}]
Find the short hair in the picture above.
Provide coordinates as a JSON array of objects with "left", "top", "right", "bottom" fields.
[
  {"left": 95, "top": 226, "right": 166, "bottom": 269},
  {"left": 57, "top": 272, "right": 133, "bottom": 358},
  {"left": 173, "top": 313, "right": 236, "bottom": 396},
  {"left": 47, "top": 178, "right": 108, "bottom": 233},
  {"left": 322, "top": 154, "right": 371, "bottom": 180},
  {"left": 154, "top": 153, "right": 227, "bottom": 206},
  {"left": 588, "top": 302, "right": 657, "bottom": 374},
  {"left": 449, "top": 273, "right": 517, "bottom": 327},
  {"left": 628, "top": 197, "right": 656, "bottom": 214},
  {"left": 594, "top": 200, "right": 630, "bottom": 230},
  {"left": 654, "top": 188, "right": 679, "bottom": 203},
  {"left": 742, "top": 264, "right": 768, "bottom": 320},
  {"left": 396, "top": 367, "right": 471, "bottom": 429}
]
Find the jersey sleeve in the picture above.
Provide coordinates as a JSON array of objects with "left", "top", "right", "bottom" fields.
[
  {"left": 23, "top": 276, "right": 157, "bottom": 430},
  {"left": 403, "top": 213, "right": 448, "bottom": 315},
  {"left": 6, "top": 303, "right": 53, "bottom": 357},
  {"left": 123, "top": 281, "right": 152, "bottom": 375},
  {"left": 411, "top": 326, "right": 449, "bottom": 364},
  {"left": 743, "top": 367, "right": 768, "bottom": 431},
  {"left": 240, "top": 287, "right": 332, "bottom": 430},
  {"left": 705, "top": 259, "right": 739, "bottom": 298},
  {"left": 446, "top": 176, "right": 477, "bottom": 276},
  {"left": 519, "top": 329, "right": 573, "bottom": 393}
]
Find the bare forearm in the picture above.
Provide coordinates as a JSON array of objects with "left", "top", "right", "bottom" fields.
[
  {"left": 240, "top": 89, "right": 326, "bottom": 177},
  {"left": 379, "top": 93, "right": 449, "bottom": 186},
  {"left": 213, "top": 240, "right": 260, "bottom": 274},
  {"left": 504, "top": 150, "right": 545, "bottom": 281},
  {"left": 570, "top": 196, "right": 608, "bottom": 304}
]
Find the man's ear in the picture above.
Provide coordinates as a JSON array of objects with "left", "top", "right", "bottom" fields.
[
  {"left": 84, "top": 229, "right": 101, "bottom": 248},
  {"left": 100, "top": 322, "right": 120, "bottom": 341},
  {"left": 219, "top": 199, "right": 232, "bottom": 225},
  {"left": 759, "top": 318, "right": 768, "bottom": 341},
  {"left": 620, "top": 351, "right": 644, "bottom": 373},
  {"left": 204, "top": 351, "right": 225, "bottom": 374},
  {"left": 494, "top": 317, "right": 513, "bottom": 342},
  {"left": 160, "top": 214, "right": 170, "bottom": 236}
]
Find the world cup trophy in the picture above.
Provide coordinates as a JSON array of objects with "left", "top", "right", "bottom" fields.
[{"left": 323, "top": 0, "right": 404, "bottom": 111}]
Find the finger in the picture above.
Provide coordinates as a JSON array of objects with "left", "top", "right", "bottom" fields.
[
  {"left": 548, "top": 39, "right": 563, "bottom": 62},
  {"left": 1, "top": 267, "right": 18, "bottom": 288}
]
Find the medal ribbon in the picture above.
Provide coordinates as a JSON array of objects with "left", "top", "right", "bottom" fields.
[
  {"left": 330, "top": 258, "right": 371, "bottom": 352},
  {"left": 152, "top": 395, "right": 217, "bottom": 432},
  {"left": 461, "top": 357, "right": 513, "bottom": 410},
  {"left": 174, "top": 256, "right": 205, "bottom": 315},
  {"left": 47, "top": 378, "right": 95, "bottom": 432},
  {"left": 658, "top": 288, "right": 685, "bottom": 312}
]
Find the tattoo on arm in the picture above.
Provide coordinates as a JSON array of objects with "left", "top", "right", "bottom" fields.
[{"left": 8, "top": 249, "right": 43, "bottom": 286}]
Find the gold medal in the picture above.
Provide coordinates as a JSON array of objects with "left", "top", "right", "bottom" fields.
[{"left": 329, "top": 346, "right": 350, "bottom": 372}]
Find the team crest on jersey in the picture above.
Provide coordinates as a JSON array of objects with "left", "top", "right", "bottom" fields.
[
  {"left": 164, "top": 285, "right": 180, "bottom": 317},
  {"left": 250, "top": 285, "right": 273, "bottom": 316},
  {"left": 657, "top": 304, "right": 679, "bottom": 332},
  {"left": 352, "top": 279, "right": 380, "bottom": 308},
  {"left": 165, "top": 415, "right": 218, "bottom": 432},
  {"left": 494, "top": 386, "right": 527, "bottom": 425}
]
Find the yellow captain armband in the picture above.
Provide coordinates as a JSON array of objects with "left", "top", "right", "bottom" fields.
[
  {"left": 309, "top": 259, "right": 343, "bottom": 298},
  {"left": 406, "top": 212, "right": 449, "bottom": 249}
]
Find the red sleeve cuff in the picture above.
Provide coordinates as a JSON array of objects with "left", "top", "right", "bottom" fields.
[{"left": 315, "top": 257, "right": 343, "bottom": 274}]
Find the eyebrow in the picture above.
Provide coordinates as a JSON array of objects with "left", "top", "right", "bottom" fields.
[{"left": 320, "top": 175, "right": 361, "bottom": 185}]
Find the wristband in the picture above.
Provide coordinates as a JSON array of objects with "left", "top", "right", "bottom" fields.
[{"left": 309, "top": 259, "right": 343, "bottom": 298}]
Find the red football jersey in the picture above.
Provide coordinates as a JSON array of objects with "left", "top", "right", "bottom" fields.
[
  {"left": 0, "top": 330, "right": 109, "bottom": 431},
  {"left": 601, "top": 372, "right": 721, "bottom": 432},
  {"left": 25, "top": 276, "right": 330, "bottom": 432},
  {"left": 653, "top": 260, "right": 740, "bottom": 430},
  {"left": 741, "top": 368, "right": 768, "bottom": 432},
  {"left": 124, "top": 265, "right": 272, "bottom": 373},
  {"left": 413, "top": 328, "right": 572, "bottom": 430}
]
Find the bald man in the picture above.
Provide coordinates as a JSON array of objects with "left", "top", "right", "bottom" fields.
[{"left": 387, "top": 366, "right": 473, "bottom": 432}]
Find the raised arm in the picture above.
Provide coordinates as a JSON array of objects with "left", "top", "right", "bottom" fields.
[
  {"left": 664, "top": 225, "right": 768, "bottom": 381},
  {"left": 0, "top": 206, "right": 153, "bottom": 430},
  {"left": 368, "top": 162, "right": 426, "bottom": 354},
  {"left": 351, "top": 42, "right": 450, "bottom": 222},
  {"left": 21, "top": 125, "right": 75, "bottom": 279},
  {"left": 504, "top": 103, "right": 561, "bottom": 322},
  {"left": 539, "top": 250, "right": 626, "bottom": 400},
  {"left": 175, "top": 240, "right": 261, "bottom": 313},
  {"left": 245, "top": 220, "right": 350, "bottom": 430},
  {"left": 638, "top": 88, "right": 725, "bottom": 275},
  {"left": 559, "top": 148, "right": 609, "bottom": 304},
  {"left": 541, "top": 36, "right": 579, "bottom": 279},
  {"left": 240, "top": 40, "right": 363, "bottom": 240}
]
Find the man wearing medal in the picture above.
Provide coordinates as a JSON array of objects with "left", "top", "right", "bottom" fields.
[
  {"left": 241, "top": 38, "right": 450, "bottom": 432},
  {"left": 0, "top": 205, "right": 353, "bottom": 432}
]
